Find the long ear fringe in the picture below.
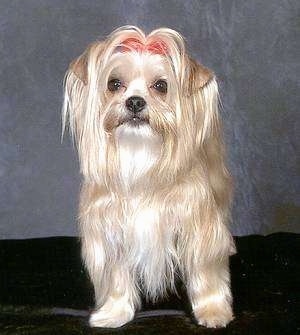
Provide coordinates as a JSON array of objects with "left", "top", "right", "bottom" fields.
[
  {"left": 198, "top": 77, "right": 220, "bottom": 143},
  {"left": 61, "top": 70, "right": 87, "bottom": 145}
]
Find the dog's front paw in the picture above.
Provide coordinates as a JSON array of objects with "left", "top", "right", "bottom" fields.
[
  {"left": 194, "top": 302, "right": 234, "bottom": 328},
  {"left": 89, "top": 300, "right": 135, "bottom": 328}
]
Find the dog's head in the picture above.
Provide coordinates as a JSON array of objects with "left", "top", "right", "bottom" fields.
[{"left": 63, "top": 26, "right": 219, "bottom": 183}]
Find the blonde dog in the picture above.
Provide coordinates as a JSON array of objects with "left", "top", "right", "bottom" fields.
[{"left": 63, "top": 26, "right": 235, "bottom": 328}]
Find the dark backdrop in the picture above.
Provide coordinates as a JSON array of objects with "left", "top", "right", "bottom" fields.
[{"left": 0, "top": 0, "right": 299, "bottom": 238}]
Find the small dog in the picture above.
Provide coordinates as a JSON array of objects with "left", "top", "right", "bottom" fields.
[{"left": 62, "top": 26, "right": 235, "bottom": 328}]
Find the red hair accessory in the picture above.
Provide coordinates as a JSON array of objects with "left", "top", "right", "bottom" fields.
[{"left": 119, "top": 38, "right": 168, "bottom": 55}]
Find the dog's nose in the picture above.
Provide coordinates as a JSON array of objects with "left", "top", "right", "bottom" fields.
[{"left": 125, "top": 96, "right": 146, "bottom": 113}]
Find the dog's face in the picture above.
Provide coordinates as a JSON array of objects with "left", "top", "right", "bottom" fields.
[
  {"left": 63, "top": 26, "right": 218, "bottom": 183},
  {"left": 100, "top": 48, "right": 181, "bottom": 161},
  {"left": 105, "top": 51, "right": 170, "bottom": 127}
]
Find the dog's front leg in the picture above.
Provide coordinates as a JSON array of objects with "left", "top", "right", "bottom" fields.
[
  {"left": 80, "top": 190, "right": 140, "bottom": 328},
  {"left": 187, "top": 256, "right": 233, "bottom": 328},
  {"left": 89, "top": 266, "right": 139, "bottom": 328},
  {"left": 181, "top": 217, "right": 234, "bottom": 328},
  {"left": 81, "top": 231, "right": 139, "bottom": 328}
]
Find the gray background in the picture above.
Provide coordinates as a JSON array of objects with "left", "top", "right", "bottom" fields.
[{"left": 0, "top": 0, "right": 299, "bottom": 239}]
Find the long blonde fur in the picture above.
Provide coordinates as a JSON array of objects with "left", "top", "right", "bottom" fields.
[{"left": 63, "top": 25, "right": 235, "bottom": 328}]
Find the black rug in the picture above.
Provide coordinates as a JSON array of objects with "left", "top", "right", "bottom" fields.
[{"left": 0, "top": 233, "right": 299, "bottom": 334}]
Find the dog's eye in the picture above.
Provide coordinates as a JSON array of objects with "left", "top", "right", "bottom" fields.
[
  {"left": 152, "top": 79, "right": 167, "bottom": 94},
  {"left": 107, "top": 79, "right": 122, "bottom": 92}
]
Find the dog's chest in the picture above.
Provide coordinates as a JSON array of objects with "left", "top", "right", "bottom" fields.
[{"left": 123, "top": 200, "right": 177, "bottom": 288}]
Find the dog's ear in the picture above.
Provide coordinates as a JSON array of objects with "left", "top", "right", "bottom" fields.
[
  {"left": 69, "top": 51, "right": 88, "bottom": 85},
  {"left": 183, "top": 57, "right": 220, "bottom": 144},
  {"left": 68, "top": 42, "right": 105, "bottom": 85},
  {"left": 185, "top": 57, "right": 214, "bottom": 96}
]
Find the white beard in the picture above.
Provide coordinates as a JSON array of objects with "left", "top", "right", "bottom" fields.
[{"left": 115, "top": 123, "right": 162, "bottom": 189}]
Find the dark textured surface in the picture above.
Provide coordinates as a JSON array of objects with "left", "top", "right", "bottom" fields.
[
  {"left": 0, "top": 1, "right": 299, "bottom": 238},
  {"left": 0, "top": 233, "right": 299, "bottom": 334}
]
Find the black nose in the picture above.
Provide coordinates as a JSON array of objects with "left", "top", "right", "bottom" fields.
[{"left": 125, "top": 96, "right": 146, "bottom": 113}]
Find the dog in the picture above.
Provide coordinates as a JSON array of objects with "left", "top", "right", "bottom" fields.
[{"left": 62, "top": 25, "right": 235, "bottom": 328}]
